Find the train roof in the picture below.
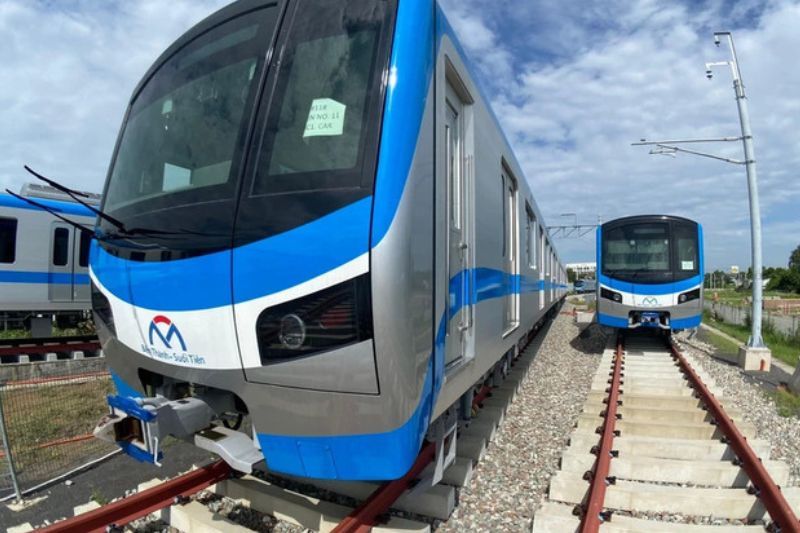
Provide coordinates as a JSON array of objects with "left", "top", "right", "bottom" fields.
[
  {"left": 600, "top": 214, "right": 699, "bottom": 229},
  {"left": 0, "top": 191, "right": 96, "bottom": 218}
]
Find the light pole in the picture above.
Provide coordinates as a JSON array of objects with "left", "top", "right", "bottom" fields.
[
  {"left": 632, "top": 31, "right": 767, "bottom": 350},
  {"left": 708, "top": 31, "right": 765, "bottom": 348}
]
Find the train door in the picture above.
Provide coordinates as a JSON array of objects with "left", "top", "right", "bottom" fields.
[
  {"left": 445, "top": 83, "right": 468, "bottom": 367},
  {"left": 49, "top": 223, "right": 74, "bottom": 302},
  {"left": 502, "top": 169, "right": 518, "bottom": 333},
  {"left": 73, "top": 231, "right": 91, "bottom": 302},
  {"left": 538, "top": 226, "right": 545, "bottom": 310}
]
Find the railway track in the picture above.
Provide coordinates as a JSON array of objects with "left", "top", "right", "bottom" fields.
[
  {"left": 0, "top": 335, "right": 101, "bottom": 363},
  {"left": 26, "top": 320, "right": 552, "bottom": 533},
  {"left": 533, "top": 332, "right": 800, "bottom": 532}
]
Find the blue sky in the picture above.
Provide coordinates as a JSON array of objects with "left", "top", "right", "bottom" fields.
[{"left": 1, "top": 0, "right": 798, "bottom": 270}]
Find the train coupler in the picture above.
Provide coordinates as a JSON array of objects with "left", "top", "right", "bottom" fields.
[{"left": 94, "top": 394, "right": 262, "bottom": 473}]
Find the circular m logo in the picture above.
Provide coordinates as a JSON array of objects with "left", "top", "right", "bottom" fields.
[
  {"left": 640, "top": 297, "right": 659, "bottom": 307},
  {"left": 148, "top": 315, "right": 187, "bottom": 351}
]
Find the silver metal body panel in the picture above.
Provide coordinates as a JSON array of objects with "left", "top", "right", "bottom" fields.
[
  {"left": 0, "top": 204, "right": 94, "bottom": 312},
  {"left": 97, "top": 1, "right": 567, "bottom": 440}
]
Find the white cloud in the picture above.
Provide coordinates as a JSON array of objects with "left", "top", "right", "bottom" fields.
[
  {"left": 441, "top": 0, "right": 800, "bottom": 269},
  {"left": 0, "top": 0, "right": 228, "bottom": 194}
]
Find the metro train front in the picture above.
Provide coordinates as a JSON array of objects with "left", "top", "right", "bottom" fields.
[
  {"left": 90, "top": 0, "right": 438, "bottom": 480},
  {"left": 596, "top": 215, "right": 704, "bottom": 331}
]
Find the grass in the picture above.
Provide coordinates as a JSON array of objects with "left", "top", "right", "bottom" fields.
[
  {"left": 769, "top": 388, "right": 800, "bottom": 418},
  {"left": 2, "top": 376, "right": 115, "bottom": 481},
  {"left": 702, "top": 310, "right": 800, "bottom": 367},
  {"left": 708, "top": 288, "right": 800, "bottom": 307},
  {"left": 701, "top": 327, "right": 741, "bottom": 355}
]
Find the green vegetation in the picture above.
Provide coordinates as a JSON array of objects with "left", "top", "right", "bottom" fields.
[
  {"left": 91, "top": 488, "right": 110, "bottom": 506},
  {"left": 701, "top": 326, "right": 740, "bottom": 355},
  {"left": 769, "top": 388, "right": 800, "bottom": 418},
  {"left": 2, "top": 377, "right": 115, "bottom": 478},
  {"left": 702, "top": 310, "right": 799, "bottom": 367}
]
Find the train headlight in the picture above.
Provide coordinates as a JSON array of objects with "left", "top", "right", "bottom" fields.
[
  {"left": 278, "top": 314, "right": 306, "bottom": 350},
  {"left": 678, "top": 288, "right": 701, "bottom": 304},
  {"left": 256, "top": 274, "right": 373, "bottom": 363},
  {"left": 601, "top": 287, "right": 623, "bottom": 303}
]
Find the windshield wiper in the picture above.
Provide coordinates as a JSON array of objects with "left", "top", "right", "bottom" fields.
[{"left": 22, "top": 166, "right": 222, "bottom": 240}]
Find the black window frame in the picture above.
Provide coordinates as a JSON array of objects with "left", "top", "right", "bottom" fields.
[
  {"left": 79, "top": 231, "right": 92, "bottom": 268},
  {"left": 601, "top": 218, "right": 699, "bottom": 284},
  {"left": 0, "top": 217, "right": 18, "bottom": 264},
  {"left": 52, "top": 227, "right": 70, "bottom": 267}
]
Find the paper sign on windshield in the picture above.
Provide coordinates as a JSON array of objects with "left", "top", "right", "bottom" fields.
[
  {"left": 303, "top": 98, "right": 346, "bottom": 138},
  {"left": 681, "top": 261, "right": 694, "bottom": 270}
]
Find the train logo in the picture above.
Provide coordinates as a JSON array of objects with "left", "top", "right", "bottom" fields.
[
  {"left": 640, "top": 297, "right": 659, "bottom": 307},
  {"left": 148, "top": 315, "right": 187, "bottom": 352}
]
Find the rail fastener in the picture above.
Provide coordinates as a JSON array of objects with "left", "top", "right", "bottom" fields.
[{"left": 669, "top": 341, "right": 800, "bottom": 532}]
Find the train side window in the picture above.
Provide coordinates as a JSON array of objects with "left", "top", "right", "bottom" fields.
[
  {"left": 79, "top": 232, "right": 91, "bottom": 268},
  {"left": 0, "top": 217, "right": 17, "bottom": 263},
  {"left": 52, "top": 228, "right": 69, "bottom": 266},
  {"left": 526, "top": 204, "right": 537, "bottom": 269}
]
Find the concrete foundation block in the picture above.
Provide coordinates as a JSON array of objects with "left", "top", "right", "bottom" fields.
[
  {"left": 72, "top": 351, "right": 85, "bottom": 360},
  {"left": 790, "top": 363, "right": 800, "bottom": 395},
  {"left": 16, "top": 355, "right": 30, "bottom": 364},
  {"left": 45, "top": 352, "right": 58, "bottom": 362},
  {"left": 575, "top": 311, "right": 595, "bottom": 326},
  {"left": 738, "top": 345, "right": 771, "bottom": 372}
]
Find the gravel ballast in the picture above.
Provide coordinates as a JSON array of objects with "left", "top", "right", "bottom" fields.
[
  {"left": 676, "top": 334, "right": 800, "bottom": 486},
  {"left": 437, "top": 308, "right": 606, "bottom": 532}
]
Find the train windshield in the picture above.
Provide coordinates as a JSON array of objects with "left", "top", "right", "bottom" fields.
[
  {"left": 99, "top": 0, "right": 395, "bottom": 259},
  {"left": 602, "top": 221, "right": 699, "bottom": 283}
]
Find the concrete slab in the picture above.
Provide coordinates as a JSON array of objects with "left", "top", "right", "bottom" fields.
[
  {"left": 72, "top": 500, "right": 101, "bottom": 515},
  {"left": 457, "top": 435, "right": 486, "bottom": 462},
  {"left": 738, "top": 345, "right": 772, "bottom": 372},
  {"left": 280, "top": 475, "right": 455, "bottom": 521},
  {"left": 549, "top": 473, "right": 800, "bottom": 520},
  {"left": 217, "top": 477, "right": 429, "bottom": 532},
  {"left": 163, "top": 500, "right": 252, "bottom": 533},
  {"left": 441, "top": 457, "right": 473, "bottom": 487},
  {"left": 559, "top": 451, "right": 790, "bottom": 487},
  {"left": 567, "top": 432, "right": 772, "bottom": 461},
  {"left": 575, "top": 415, "right": 756, "bottom": 440},
  {"left": 582, "top": 404, "right": 744, "bottom": 426},
  {"left": 6, "top": 523, "right": 33, "bottom": 533},
  {"left": 532, "top": 501, "right": 765, "bottom": 532},
  {"left": 791, "top": 363, "right": 800, "bottom": 395}
]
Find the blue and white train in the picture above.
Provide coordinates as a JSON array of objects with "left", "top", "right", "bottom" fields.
[
  {"left": 0, "top": 184, "right": 97, "bottom": 329},
  {"left": 596, "top": 215, "right": 703, "bottom": 331},
  {"left": 91, "top": 0, "right": 567, "bottom": 481}
]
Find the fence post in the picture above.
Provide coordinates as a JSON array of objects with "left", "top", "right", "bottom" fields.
[{"left": 0, "top": 383, "right": 22, "bottom": 501}]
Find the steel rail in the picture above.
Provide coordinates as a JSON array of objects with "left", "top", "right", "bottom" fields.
[
  {"left": 39, "top": 460, "right": 231, "bottom": 533},
  {"left": 0, "top": 338, "right": 100, "bottom": 358},
  {"left": 0, "top": 334, "right": 98, "bottom": 348},
  {"left": 579, "top": 334, "right": 624, "bottom": 532},
  {"left": 669, "top": 341, "right": 800, "bottom": 532},
  {"left": 332, "top": 442, "right": 436, "bottom": 533}
]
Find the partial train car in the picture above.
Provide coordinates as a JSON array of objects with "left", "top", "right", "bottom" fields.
[
  {"left": 596, "top": 215, "right": 703, "bottom": 331},
  {"left": 91, "top": 0, "right": 567, "bottom": 481},
  {"left": 0, "top": 184, "right": 98, "bottom": 329}
]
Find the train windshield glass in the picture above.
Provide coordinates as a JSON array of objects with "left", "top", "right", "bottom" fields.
[
  {"left": 251, "top": 0, "right": 391, "bottom": 195},
  {"left": 100, "top": 7, "right": 277, "bottom": 245},
  {"left": 603, "top": 223, "right": 671, "bottom": 283},
  {"left": 602, "top": 221, "right": 699, "bottom": 283}
]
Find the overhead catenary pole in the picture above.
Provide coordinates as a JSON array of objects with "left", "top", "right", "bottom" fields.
[
  {"left": 715, "top": 31, "right": 765, "bottom": 348},
  {"left": 632, "top": 31, "right": 767, "bottom": 349}
]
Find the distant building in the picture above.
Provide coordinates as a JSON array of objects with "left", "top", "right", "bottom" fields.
[{"left": 566, "top": 262, "right": 596, "bottom": 278}]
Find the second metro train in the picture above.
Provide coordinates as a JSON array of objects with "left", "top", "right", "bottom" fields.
[
  {"left": 91, "top": 0, "right": 567, "bottom": 481},
  {"left": 597, "top": 215, "right": 704, "bottom": 331}
]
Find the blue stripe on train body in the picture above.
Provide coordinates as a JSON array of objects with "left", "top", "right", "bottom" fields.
[{"left": 0, "top": 271, "right": 91, "bottom": 285}]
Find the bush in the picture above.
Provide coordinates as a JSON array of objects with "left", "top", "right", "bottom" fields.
[{"left": 767, "top": 269, "right": 800, "bottom": 293}]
